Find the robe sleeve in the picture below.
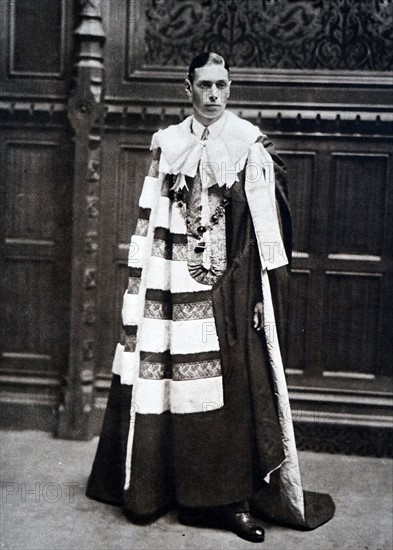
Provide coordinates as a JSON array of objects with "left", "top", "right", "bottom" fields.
[
  {"left": 254, "top": 136, "right": 292, "bottom": 347},
  {"left": 245, "top": 140, "right": 289, "bottom": 270},
  {"left": 122, "top": 147, "right": 161, "bottom": 327},
  {"left": 113, "top": 147, "right": 163, "bottom": 384},
  {"left": 256, "top": 135, "right": 292, "bottom": 267}
]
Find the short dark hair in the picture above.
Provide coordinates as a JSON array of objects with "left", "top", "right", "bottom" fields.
[{"left": 187, "top": 52, "right": 230, "bottom": 83}]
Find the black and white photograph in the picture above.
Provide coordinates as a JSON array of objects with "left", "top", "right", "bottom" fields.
[{"left": 1, "top": 1, "right": 392, "bottom": 549}]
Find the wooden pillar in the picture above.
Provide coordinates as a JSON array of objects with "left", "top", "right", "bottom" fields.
[{"left": 57, "top": 0, "right": 105, "bottom": 439}]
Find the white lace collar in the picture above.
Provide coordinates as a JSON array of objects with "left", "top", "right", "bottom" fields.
[{"left": 151, "top": 110, "right": 261, "bottom": 189}]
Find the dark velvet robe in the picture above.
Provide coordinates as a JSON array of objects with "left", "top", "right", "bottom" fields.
[{"left": 86, "top": 135, "right": 335, "bottom": 530}]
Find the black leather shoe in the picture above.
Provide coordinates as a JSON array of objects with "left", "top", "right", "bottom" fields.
[
  {"left": 215, "top": 509, "right": 265, "bottom": 543},
  {"left": 178, "top": 504, "right": 265, "bottom": 543}
]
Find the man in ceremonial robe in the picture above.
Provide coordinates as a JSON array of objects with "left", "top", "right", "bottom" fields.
[{"left": 86, "top": 52, "right": 335, "bottom": 543}]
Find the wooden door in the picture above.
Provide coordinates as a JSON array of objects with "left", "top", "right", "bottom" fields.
[
  {"left": 280, "top": 137, "right": 393, "bottom": 439},
  {"left": 0, "top": 0, "right": 74, "bottom": 430}
]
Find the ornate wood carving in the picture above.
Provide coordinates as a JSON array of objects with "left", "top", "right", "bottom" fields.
[
  {"left": 144, "top": 0, "right": 393, "bottom": 71},
  {"left": 57, "top": 0, "right": 105, "bottom": 440}
]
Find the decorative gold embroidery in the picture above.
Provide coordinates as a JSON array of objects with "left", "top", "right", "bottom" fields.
[
  {"left": 139, "top": 359, "right": 222, "bottom": 380},
  {"left": 127, "top": 277, "right": 141, "bottom": 294},
  {"left": 139, "top": 362, "right": 172, "bottom": 380},
  {"left": 144, "top": 300, "right": 172, "bottom": 320},
  {"left": 134, "top": 219, "right": 149, "bottom": 237},
  {"left": 173, "top": 359, "right": 221, "bottom": 380},
  {"left": 172, "top": 300, "right": 213, "bottom": 321},
  {"left": 124, "top": 334, "right": 137, "bottom": 352}
]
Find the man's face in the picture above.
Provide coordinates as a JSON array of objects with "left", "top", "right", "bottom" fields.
[{"left": 186, "top": 64, "right": 231, "bottom": 125}]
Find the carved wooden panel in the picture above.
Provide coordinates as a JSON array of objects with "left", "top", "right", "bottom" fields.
[
  {"left": 5, "top": 143, "right": 61, "bottom": 240},
  {"left": 286, "top": 270, "right": 310, "bottom": 372},
  {"left": 143, "top": 0, "right": 393, "bottom": 71},
  {"left": 0, "top": 0, "right": 74, "bottom": 98},
  {"left": 1, "top": 136, "right": 72, "bottom": 380},
  {"left": 10, "top": 0, "right": 65, "bottom": 77},
  {"left": 328, "top": 153, "right": 388, "bottom": 256},
  {"left": 322, "top": 273, "right": 382, "bottom": 376},
  {"left": 2, "top": 262, "right": 56, "bottom": 369},
  {"left": 280, "top": 151, "right": 316, "bottom": 253},
  {"left": 102, "top": 0, "right": 393, "bottom": 107}
]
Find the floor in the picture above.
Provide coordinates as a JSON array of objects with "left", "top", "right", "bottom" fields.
[{"left": 0, "top": 430, "right": 392, "bottom": 550}]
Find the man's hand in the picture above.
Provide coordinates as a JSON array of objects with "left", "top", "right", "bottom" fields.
[{"left": 253, "top": 302, "right": 264, "bottom": 331}]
